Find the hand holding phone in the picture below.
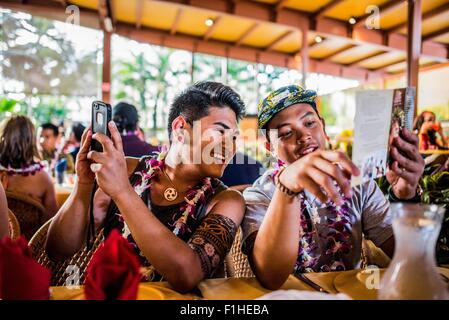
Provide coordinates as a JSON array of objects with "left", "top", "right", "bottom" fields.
[{"left": 91, "top": 101, "right": 112, "bottom": 152}]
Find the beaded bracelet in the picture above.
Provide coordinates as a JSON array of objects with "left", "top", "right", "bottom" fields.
[{"left": 275, "top": 167, "right": 300, "bottom": 197}]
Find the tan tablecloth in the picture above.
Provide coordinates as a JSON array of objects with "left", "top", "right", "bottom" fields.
[
  {"left": 49, "top": 268, "right": 449, "bottom": 300},
  {"left": 420, "top": 150, "right": 449, "bottom": 155}
]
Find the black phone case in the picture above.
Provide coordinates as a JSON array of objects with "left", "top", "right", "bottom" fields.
[{"left": 91, "top": 101, "right": 112, "bottom": 152}]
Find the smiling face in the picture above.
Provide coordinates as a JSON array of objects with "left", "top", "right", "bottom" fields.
[
  {"left": 266, "top": 103, "right": 326, "bottom": 165},
  {"left": 176, "top": 106, "right": 239, "bottom": 178}
]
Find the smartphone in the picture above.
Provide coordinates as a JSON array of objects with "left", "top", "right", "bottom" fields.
[{"left": 91, "top": 101, "right": 112, "bottom": 152}]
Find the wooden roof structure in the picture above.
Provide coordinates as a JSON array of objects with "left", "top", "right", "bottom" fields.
[{"left": 1, "top": 0, "right": 448, "bottom": 104}]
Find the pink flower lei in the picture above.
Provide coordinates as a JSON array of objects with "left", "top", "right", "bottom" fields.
[
  {"left": 130, "top": 146, "right": 214, "bottom": 237},
  {"left": 0, "top": 161, "right": 44, "bottom": 176},
  {"left": 273, "top": 158, "right": 353, "bottom": 273}
]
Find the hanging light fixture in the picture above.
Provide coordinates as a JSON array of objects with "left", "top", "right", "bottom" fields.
[{"left": 205, "top": 18, "right": 215, "bottom": 27}]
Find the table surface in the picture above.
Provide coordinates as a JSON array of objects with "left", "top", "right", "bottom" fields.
[
  {"left": 55, "top": 184, "right": 73, "bottom": 208},
  {"left": 50, "top": 267, "right": 449, "bottom": 300},
  {"left": 420, "top": 149, "right": 449, "bottom": 155}
]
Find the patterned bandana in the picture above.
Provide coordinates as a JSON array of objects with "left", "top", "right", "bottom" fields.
[{"left": 258, "top": 85, "right": 317, "bottom": 129}]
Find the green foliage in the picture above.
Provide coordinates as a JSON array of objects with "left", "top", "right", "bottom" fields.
[
  {"left": 0, "top": 97, "right": 17, "bottom": 113},
  {"left": 1, "top": 10, "right": 100, "bottom": 96},
  {"left": 114, "top": 48, "right": 188, "bottom": 132},
  {"left": 421, "top": 172, "right": 449, "bottom": 205},
  {"left": 420, "top": 171, "right": 449, "bottom": 265},
  {"left": 375, "top": 170, "right": 449, "bottom": 265},
  {"left": 0, "top": 97, "right": 27, "bottom": 121},
  {"left": 31, "top": 99, "right": 68, "bottom": 124},
  {"left": 319, "top": 95, "right": 337, "bottom": 126}
]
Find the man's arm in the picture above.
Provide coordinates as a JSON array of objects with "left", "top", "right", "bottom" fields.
[
  {"left": 250, "top": 188, "right": 301, "bottom": 290},
  {"left": 46, "top": 182, "right": 95, "bottom": 260},
  {"left": 112, "top": 187, "right": 244, "bottom": 292},
  {"left": 88, "top": 122, "right": 246, "bottom": 293},
  {"left": 379, "top": 236, "right": 395, "bottom": 258}
]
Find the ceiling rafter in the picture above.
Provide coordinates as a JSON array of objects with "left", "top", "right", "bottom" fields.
[
  {"left": 265, "top": 29, "right": 294, "bottom": 51},
  {"left": 354, "top": 0, "right": 406, "bottom": 28},
  {"left": 170, "top": 7, "right": 183, "bottom": 35},
  {"left": 204, "top": 15, "right": 223, "bottom": 40},
  {"left": 235, "top": 21, "right": 259, "bottom": 46},
  {"left": 313, "top": 0, "right": 345, "bottom": 19},
  {"left": 387, "top": 1, "right": 449, "bottom": 34}
]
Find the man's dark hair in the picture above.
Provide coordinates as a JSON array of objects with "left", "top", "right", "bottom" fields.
[
  {"left": 113, "top": 102, "right": 139, "bottom": 133},
  {"left": 167, "top": 81, "right": 246, "bottom": 141},
  {"left": 72, "top": 122, "right": 86, "bottom": 142},
  {"left": 41, "top": 123, "right": 59, "bottom": 137}
]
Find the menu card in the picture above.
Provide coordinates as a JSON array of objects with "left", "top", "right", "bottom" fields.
[{"left": 351, "top": 88, "right": 415, "bottom": 186}]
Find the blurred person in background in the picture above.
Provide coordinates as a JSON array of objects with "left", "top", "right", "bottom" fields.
[
  {"left": 0, "top": 116, "right": 58, "bottom": 219},
  {"left": 220, "top": 152, "right": 265, "bottom": 193},
  {"left": 65, "top": 122, "right": 86, "bottom": 162},
  {"left": 39, "top": 122, "right": 75, "bottom": 173},
  {"left": 112, "top": 102, "right": 159, "bottom": 157},
  {"left": 413, "top": 111, "right": 448, "bottom": 150},
  {"left": 39, "top": 122, "right": 59, "bottom": 161}
]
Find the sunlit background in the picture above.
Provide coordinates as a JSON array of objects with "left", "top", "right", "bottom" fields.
[{"left": 1, "top": 8, "right": 449, "bottom": 162}]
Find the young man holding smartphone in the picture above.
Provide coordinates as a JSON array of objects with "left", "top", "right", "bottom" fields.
[{"left": 46, "top": 82, "right": 246, "bottom": 292}]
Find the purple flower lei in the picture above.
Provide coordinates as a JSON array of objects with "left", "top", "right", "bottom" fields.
[
  {"left": 126, "top": 146, "right": 214, "bottom": 238},
  {"left": 274, "top": 160, "right": 353, "bottom": 273}
]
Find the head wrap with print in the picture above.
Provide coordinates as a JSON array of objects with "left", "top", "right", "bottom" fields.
[{"left": 258, "top": 85, "right": 318, "bottom": 129}]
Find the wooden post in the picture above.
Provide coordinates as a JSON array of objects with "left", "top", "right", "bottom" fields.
[
  {"left": 406, "top": 0, "right": 422, "bottom": 117},
  {"left": 300, "top": 27, "right": 308, "bottom": 88},
  {"left": 102, "top": 31, "right": 111, "bottom": 103}
]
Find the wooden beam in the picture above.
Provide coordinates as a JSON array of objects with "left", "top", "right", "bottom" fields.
[
  {"left": 114, "top": 22, "right": 385, "bottom": 81},
  {"left": 170, "top": 7, "right": 183, "bottom": 35},
  {"left": 345, "top": 50, "right": 387, "bottom": 66},
  {"left": 265, "top": 29, "right": 294, "bottom": 51},
  {"left": 385, "top": 60, "right": 439, "bottom": 74},
  {"left": 300, "top": 27, "right": 308, "bottom": 87},
  {"left": 374, "top": 58, "right": 406, "bottom": 71},
  {"left": 155, "top": 0, "right": 447, "bottom": 61},
  {"left": 54, "top": 0, "right": 67, "bottom": 7},
  {"left": 388, "top": 2, "right": 449, "bottom": 34},
  {"left": 423, "top": 26, "right": 449, "bottom": 42},
  {"left": 235, "top": 21, "right": 258, "bottom": 46},
  {"left": 0, "top": 0, "right": 100, "bottom": 29},
  {"left": 3, "top": 0, "right": 446, "bottom": 75},
  {"left": 275, "top": 0, "right": 289, "bottom": 12},
  {"left": 320, "top": 44, "right": 357, "bottom": 63},
  {"left": 407, "top": 0, "right": 421, "bottom": 116},
  {"left": 313, "top": 0, "right": 345, "bottom": 19},
  {"left": 102, "top": 30, "right": 111, "bottom": 103},
  {"left": 354, "top": 0, "right": 406, "bottom": 28},
  {"left": 204, "top": 15, "right": 222, "bottom": 40},
  {"left": 98, "top": 0, "right": 114, "bottom": 32},
  {"left": 135, "top": 0, "right": 143, "bottom": 29},
  {"left": 307, "top": 37, "right": 325, "bottom": 51}
]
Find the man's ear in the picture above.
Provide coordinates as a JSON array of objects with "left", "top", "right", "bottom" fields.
[
  {"left": 171, "top": 116, "right": 188, "bottom": 142},
  {"left": 320, "top": 117, "right": 329, "bottom": 140},
  {"left": 264, "top": 141, "right": 271, "bottom": 152}
]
